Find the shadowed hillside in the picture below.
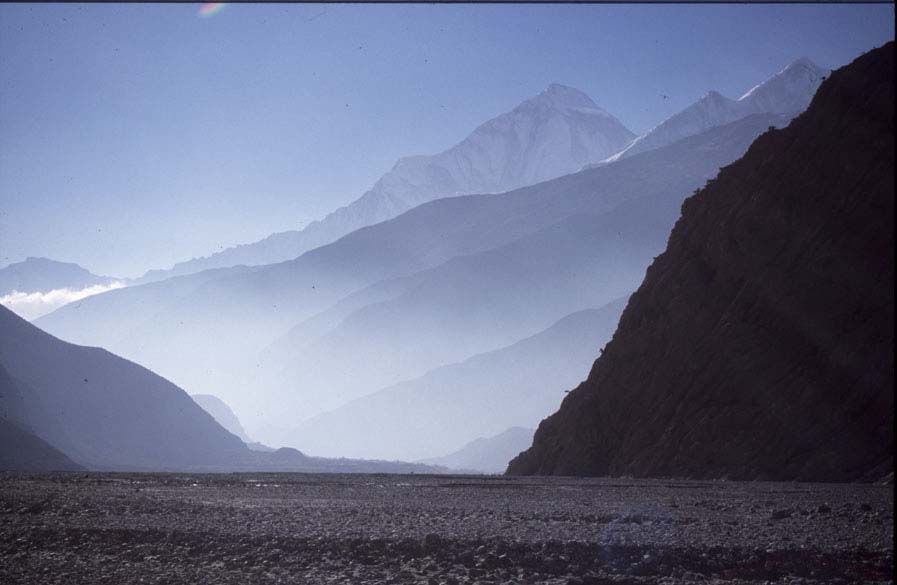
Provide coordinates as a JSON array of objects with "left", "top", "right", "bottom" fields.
[
  {"left": 0, "top": 418, "right": 83, "bottom": 471},
  {"left": 0, "top": 306, "right": 443, "bottom": 474},
  {"left": 0, "top": 305, "right": 247, "bottom": 470},
  {"left": 509, "top": 42, "right": 894, "bottom": 481}
]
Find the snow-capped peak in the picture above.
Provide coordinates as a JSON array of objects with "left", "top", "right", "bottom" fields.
[
  {"left": 376, "top": 84, "right": 634, "bottom": 203},
  {"left": 738, "top": 57, "right": 828, "bottom": 113},
  {"left": 137, "top": 83, "right": 636, "bottom": 281},
  {"left": 604, "top": 57, "right": 828, "bottom": 162},
  {"left": 701, "top": 90, "right": 728, "bottom": 102},
  {"left": 531, "top": 83, "right": 600, "bottom": 110}
]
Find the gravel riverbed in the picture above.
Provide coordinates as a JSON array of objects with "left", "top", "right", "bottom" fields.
[{"left": 0, "top": 473, "right": 892, "bottom": 584}]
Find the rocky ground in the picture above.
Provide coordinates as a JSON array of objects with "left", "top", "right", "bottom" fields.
[{"left": 0, "top": 473, "right": 892, "bottom": 584}]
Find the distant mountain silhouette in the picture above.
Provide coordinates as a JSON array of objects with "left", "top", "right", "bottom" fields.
[
  {"left": 0, "top": 257, "right": 125, "bottom": 320},
  {"left": 288, "top": 299, "right": 629, "bottom": 460},
  {"left": 138, "top": 62, "right": 823, "bottom": 285},
  {"left": 0, "top": 306, "right": 445, "bottom": 473},
  {"left": 605, "top": 57, "right": 828, "bottom": 162},
  {"left": 508, "top": 43, "right": 894, "bottom": 481},
  {"left": 40, "top": 112, "right": 791, "bottom": 437},
  {"left": 192, "top": 394, "right": 251, "bottom": 442},
  {"left": 421, "top": 427, "right": 535, "bottom": 474},
  {"left": 138, "top": 84, "right": 635, "bottom": 283},
  {"left": 0, "top": 304, "right": 247, "bottom": 470},
  {"left": 252, "top": 113, "right": 793, "bottom": 434},
  {"left": 0, "top": 257, "right": 117, "bottom": 296}
]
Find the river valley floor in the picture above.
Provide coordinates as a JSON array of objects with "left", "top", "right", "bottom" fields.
[{"left": 0, "top": 473, "right": 892, "bottom": 584}]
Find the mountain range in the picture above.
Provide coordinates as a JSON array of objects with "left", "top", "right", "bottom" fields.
[
  {"left": 0, "top": 257, "right": 125, "bottom": 321},
  {"left": 0, "top": 257, "right": 118, "bottom": 296},
  {"left": 0, "top": 305, "right": 444, "bottom": 473},
  {"left": 287, "top": 299, "right": 628, "bottom": 461},
  {"left": 0, "top": 304, "right": 246, "bottom": 470},
  {"left": 139, "top": 62, "right": 823, "bottom": 284},
  {"left": 137, "top": 84, "right": 636, "bottom": 283},
  {"left": 605, "top": 57, "right": 828, "bottom": 162},
  {"left": 34, "top": 56, "right": 831, "bottom": 464},
  {"left": 508, "top": 42, "right": 894, "bottom": 481},
  {"left": 39, "top": 111, "right": 791, "bottom": 442},
  {"left": 420, "top": 427, "right": 535, "bottom": 474}
]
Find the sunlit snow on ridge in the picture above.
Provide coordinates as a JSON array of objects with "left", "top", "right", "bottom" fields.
[{"left": 0, "top": 282, "right": 126, "bottom": 321}]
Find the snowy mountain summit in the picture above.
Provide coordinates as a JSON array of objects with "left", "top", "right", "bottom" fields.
[
  {"left": 140, "top": 85, "right": 634, "bottom": 283},
  {"left": 605, "top": 57, "right": 829, "bottom": 162},
  {"left": 367, "top": 84, "right": 634, "bottom": 212},
  {"left": 738, "top": 57, "right": 827, "bottom": 113}
]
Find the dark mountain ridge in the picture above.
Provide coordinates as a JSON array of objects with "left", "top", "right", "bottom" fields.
[
  {"left": 0, "top": 306, "right": 445, "bottom": 474},
  {"left": 0, "top": 304, "right": 247, "bottom": 470},
  {"left": 508, "top": 42, "right": 894, "bottom": 481}
]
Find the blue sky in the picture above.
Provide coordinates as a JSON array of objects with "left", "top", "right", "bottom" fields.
[{"left": 1, "top": 3, "right": 893, "bottom": 277}]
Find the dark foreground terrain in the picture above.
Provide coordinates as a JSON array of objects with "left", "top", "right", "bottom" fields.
[{"left": 0, "top": 473, "right": 892, "bottom": 584}]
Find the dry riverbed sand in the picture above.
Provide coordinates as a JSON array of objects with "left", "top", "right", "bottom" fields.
[{"left": 0, "top": 473, "right": 892, "bottom": 584}]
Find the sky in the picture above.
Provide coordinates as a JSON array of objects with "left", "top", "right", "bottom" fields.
[{"left": 1, "top": 3, "right": 893, "bottom": 278}]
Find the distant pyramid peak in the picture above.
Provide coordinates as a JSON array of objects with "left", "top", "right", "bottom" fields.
[
  {"left": 739, "top": 57, "right": 827, "bottom": 103},
  {"left": 701, "top": 90, "right": 729, "bottom": 101},
  {"left": 771, "top": 56, "right": 827, "bottom": 83},
  {"left": 783, "top": 56, "right": 824, "bottom": 73},
  {"left": 527, "top": 83, "right": 600, "bottom": 111},
  {"left": 545, "top": 83, "right": 587, "bottom": 96},
  {"left": 602, "top": 54, "right": 826, "bottom": 164}
]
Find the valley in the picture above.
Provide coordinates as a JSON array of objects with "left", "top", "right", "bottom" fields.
[
  {"left": 0, "top": 7, "right": 893, "bottom": 584},
  {"left": 1, "top": 473, "right": 892, "bottom": 585}
]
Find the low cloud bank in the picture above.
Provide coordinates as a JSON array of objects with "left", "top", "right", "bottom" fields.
[{"left": 0, "top": 282, "right": 127, "bottom": 321}]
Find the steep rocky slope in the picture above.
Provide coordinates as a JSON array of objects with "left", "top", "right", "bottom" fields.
[{"left": 508, "top": 43, "right": 894, "bottom": 481}]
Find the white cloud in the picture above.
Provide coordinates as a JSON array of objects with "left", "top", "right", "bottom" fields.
[{"left": 0, "top": 282, "right": 127, "bottom": 321}]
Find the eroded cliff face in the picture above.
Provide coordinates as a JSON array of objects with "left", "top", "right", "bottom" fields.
[{"left": 508, "top": 43, "right": 894, "bottom": 481}]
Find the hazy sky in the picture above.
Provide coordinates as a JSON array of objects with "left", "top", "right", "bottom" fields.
[{"left": 1, "top": 3, "right": 893, "bottom": 277}]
